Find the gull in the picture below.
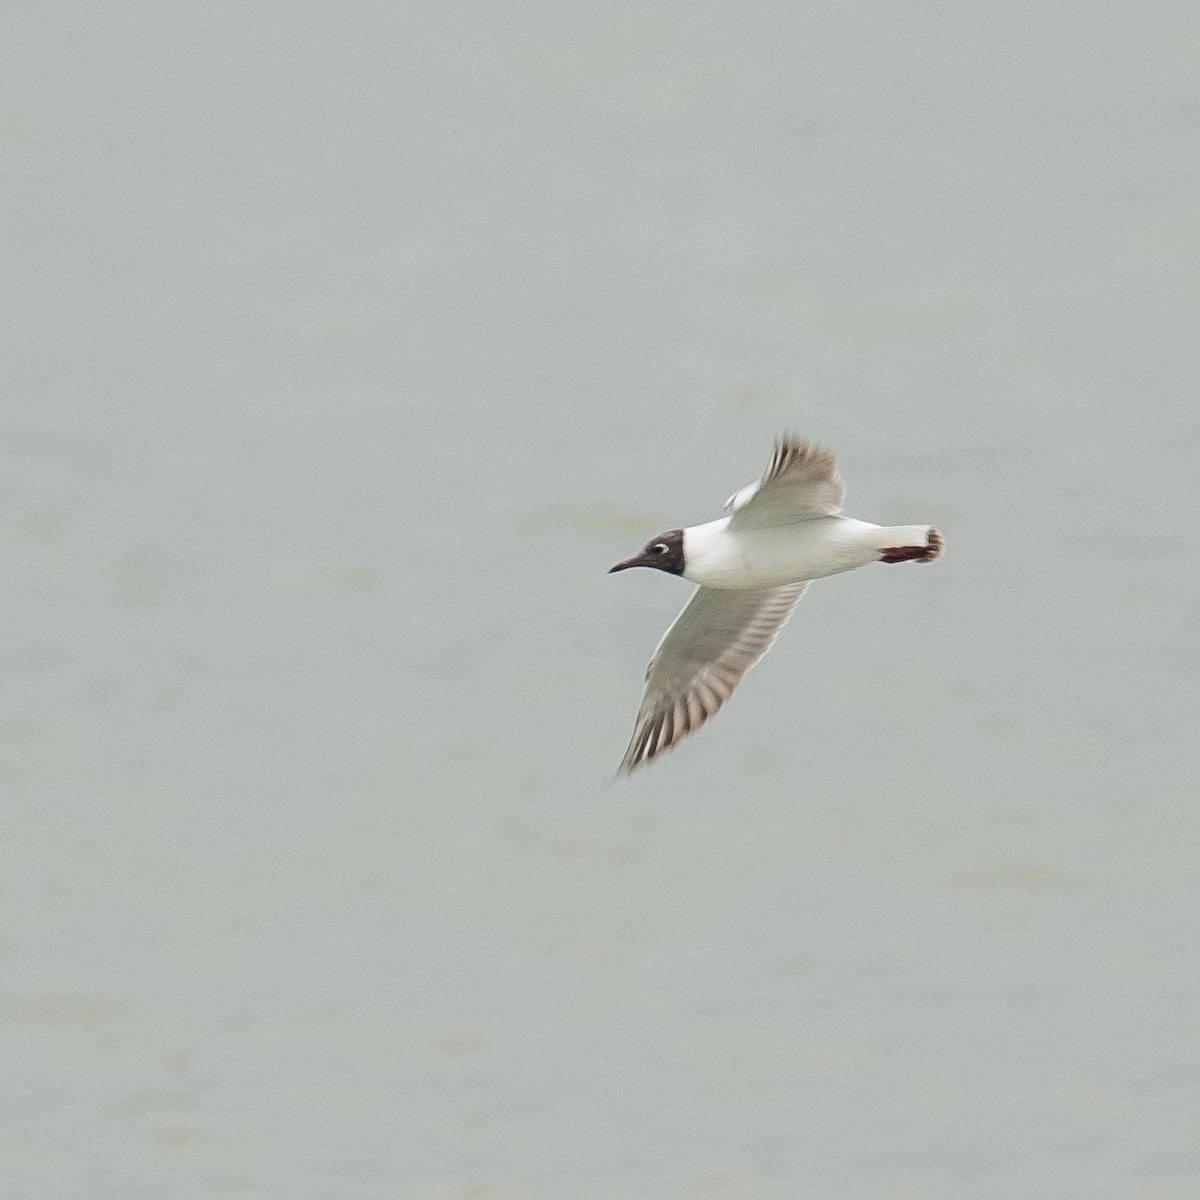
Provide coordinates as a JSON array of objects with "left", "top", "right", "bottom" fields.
[{"left": 609, "top": 434, "right": 942, "bottom": 773}]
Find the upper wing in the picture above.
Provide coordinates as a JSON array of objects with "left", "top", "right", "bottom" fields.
[
  {"left": 618, "top": 581, "right": 809, "bottom": 773},
  {"left": 724, "top": 434, "right": 845, "bottom": 529}
]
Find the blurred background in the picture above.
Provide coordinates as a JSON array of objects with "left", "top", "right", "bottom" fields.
[{"left": 2, "top": 3, "right": 1199, "bottom": 1197}]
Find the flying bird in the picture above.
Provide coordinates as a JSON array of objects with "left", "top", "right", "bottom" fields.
[{"left": 610, "top": 434, "right": 942, "bottom": 773}]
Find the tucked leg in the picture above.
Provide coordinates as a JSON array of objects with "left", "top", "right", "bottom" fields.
[{"left": 880, "top": 527, "right": 943, "bottom": 564}]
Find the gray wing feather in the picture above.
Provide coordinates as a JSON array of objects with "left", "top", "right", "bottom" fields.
[
  {"left": 618, "top": 581, "right": 809, "bottom": 773},
  {"left": 727, "top": 434, "right": 845, "bottom": 528}
]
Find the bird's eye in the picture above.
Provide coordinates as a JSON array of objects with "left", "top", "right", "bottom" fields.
[{"left": 652, "top": 542, "right": 668, "bottom": 554}]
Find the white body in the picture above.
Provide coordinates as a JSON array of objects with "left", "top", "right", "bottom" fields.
[
  {"left": 613, "top": 435, "right": 942, "bottom": 773},
  {"left": 682, "top": 516, "right": 934, "bottom": 590}
]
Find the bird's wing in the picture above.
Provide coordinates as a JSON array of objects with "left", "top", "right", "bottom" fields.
[
  {"left": 618, "top": 581, "right": 809, "bottom": 773},
  {"left": 725, "top": 434, "right": 845, "bottom": 528}
]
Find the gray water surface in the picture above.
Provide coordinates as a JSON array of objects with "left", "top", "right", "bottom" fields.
[{"left": 3, "top": 3, "right": 1199, "bottom": 1197}]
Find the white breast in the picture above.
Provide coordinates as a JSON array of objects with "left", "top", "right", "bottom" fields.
[{"left": 682, "top": 516, "right": 888, "bottom": 589}]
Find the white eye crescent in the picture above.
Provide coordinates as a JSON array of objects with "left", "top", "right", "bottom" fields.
[{"left": 652, "top": 542, "right": 669, "bottom": 554}]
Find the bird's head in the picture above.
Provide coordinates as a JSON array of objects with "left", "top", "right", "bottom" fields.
[{"left": 609, "top": 529, "right": 685, "bottom": 576}]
